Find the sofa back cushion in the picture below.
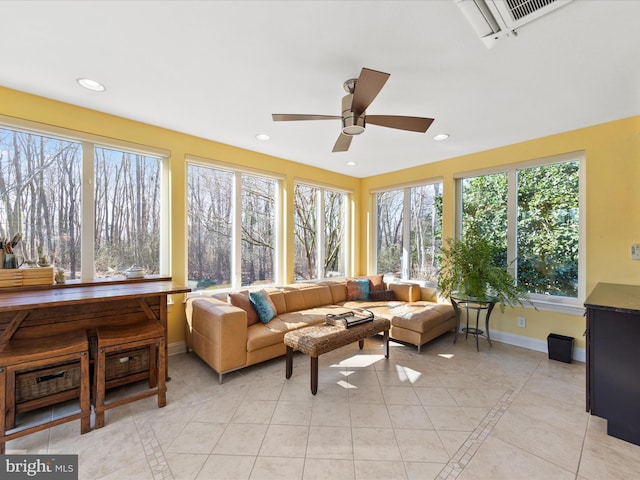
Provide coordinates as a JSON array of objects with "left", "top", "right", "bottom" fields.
[
  {"left": 389, "top": 283, "right": 421, "bottom": 302},
  {"left": 280, "top": 284, "right": 333, "bottom": 312},
  {"left": 268, "top": 290, "right": 286, "bottom": 314}
]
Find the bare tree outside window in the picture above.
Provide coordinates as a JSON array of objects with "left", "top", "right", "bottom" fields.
[
  {"left": 187, "top": 164, "right": 278, "bottom": 291},
  {"left": 94, "top": 147, "right": 161, "bottom": 276},
  {"left": 376, "top": 189, "right": 403, "bottom": 276},
  {"left": 294, "top": 183, "right": 347, "bottom": 281},
  {"left": 0, "top": 128, "right": 82, "bottom": 278},
  {"left": 241, "top": 174, "right": 276, "bottom": 286},
  {"left": 409, "top": 183, "right": 441, "bottom": 282},
  {"left": 324, "top": 190, "right": 345, "bottom": 278},
  {"left": 187, "top": 165, "right": 233, "bottom": 290},
  {"left": 0, "top": 128, "right": 163, "bottom": 280},
  {"left": 294, "top": 184, "right": 317, "bottom": 280},
  {"left": 376, "top": 183, "right": 443, "bottom": 282}
]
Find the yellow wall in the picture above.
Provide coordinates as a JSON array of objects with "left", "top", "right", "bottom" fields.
[
  {"left": 361, "top": 115, "right": 640, "bottom": 349},
  {"left": 0, "top": 87, "right": 361, "bottom": 344},
  {"left": 2, "top": 86, "right": 639, "bottom": 351}
]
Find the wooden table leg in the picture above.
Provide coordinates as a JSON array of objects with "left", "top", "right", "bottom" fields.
[
  {"left": 310, "top": 356, "right": 318, "bottom": 395},
  {"left": 358, "top": 339, "right": 364, "bottom": 349},
  {"left": 0, "top": 366, "right": 6, "bottom": 454},
  {"left": 286, "top": 346, "right": 293, "bottom": 379},
  {"left": 383, "top": 329, "right": 390, "bottom": 359}
]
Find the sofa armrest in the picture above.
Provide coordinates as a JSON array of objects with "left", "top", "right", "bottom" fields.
[{"left": 187, "top": 297, "right": 248, "bottom": 374}]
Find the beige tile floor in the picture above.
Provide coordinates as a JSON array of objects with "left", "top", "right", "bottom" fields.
[{"left": 6, "top": 333, "right": 640, "bottom": 479}]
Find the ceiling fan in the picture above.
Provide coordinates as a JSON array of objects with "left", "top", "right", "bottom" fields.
[{"left": 272, "top": 67, "right": 434, "bottom": 152}]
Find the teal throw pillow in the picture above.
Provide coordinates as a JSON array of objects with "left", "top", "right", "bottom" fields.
[
  {"left": 249, "top": 289, "right": 277, "bottom": 323},
  {"left": 346, "top": 279, "right": 370, "bottom": 301}
]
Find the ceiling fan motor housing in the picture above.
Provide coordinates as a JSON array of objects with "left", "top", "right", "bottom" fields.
[{"left": 341, "top": 94, "right": 365, "bottom": 136}]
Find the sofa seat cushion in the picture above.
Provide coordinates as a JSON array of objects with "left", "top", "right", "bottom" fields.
[
  {"left": 341, "top": 300, "right": 454, "bottom": 334},
  {"left": 246, "top": 306, "right": 345, "bottom": 352},
  {"left": 385, "top": 302, "right": 455, "bottom": 334}
]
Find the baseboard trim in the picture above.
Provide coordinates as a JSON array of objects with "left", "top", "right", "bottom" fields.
[
  {"left": 169, "top": 334, "right": 585, "bottom": 362},
  {"left": 168, "top": 341, "right": 187, "bottom": 356},
  {"left": 489, "top": 330, "right": 585, "bottom": 363}
]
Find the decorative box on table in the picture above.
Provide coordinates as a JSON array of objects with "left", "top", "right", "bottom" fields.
[{"left": 0, "top": 266, "right": 55, "bottom": 288}]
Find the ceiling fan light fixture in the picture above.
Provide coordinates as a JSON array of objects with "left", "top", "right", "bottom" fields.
[{"left": 341, "top": 115, "right": 366, "bottom": 136}]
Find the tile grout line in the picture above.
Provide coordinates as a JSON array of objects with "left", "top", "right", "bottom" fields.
[
  {"left": 137, "top": 419, "right": 174, "bottom": 480},
  {"left": 436, "top": 388, "right": 519, "bottom": 480}
]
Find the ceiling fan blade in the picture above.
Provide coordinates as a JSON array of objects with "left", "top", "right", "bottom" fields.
[
  {"left": 272, "top": 114, "right": 341, "bottom": 121},
  {"left": 366, "top": 115, "right": 434, "bottom": 133},
  {"left": 351, "top": 68, "right": 390, "bottom": 116},
  {"left": 332, "top": 133, "right": 352, "bottom": 152}
]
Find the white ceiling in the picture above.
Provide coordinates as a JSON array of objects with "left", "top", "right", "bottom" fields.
[{"left": 2, "top": 1, "right": 639, "bottom": 178}]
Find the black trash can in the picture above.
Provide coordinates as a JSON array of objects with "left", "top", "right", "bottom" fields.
[{"left": 547, "top": 333, "right": 574, "bottom": 363}]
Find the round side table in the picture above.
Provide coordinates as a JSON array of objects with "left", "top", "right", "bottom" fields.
[{"left": 450, "top": 296, "right": 496, "bottom": 351}]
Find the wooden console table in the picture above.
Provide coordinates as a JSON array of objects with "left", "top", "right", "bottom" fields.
[
  {"left": 0, "top": 279, "right": 190, "bottom": 377},
  {"left": 585, "top": 283, "right": 640, "bottom": 446}
]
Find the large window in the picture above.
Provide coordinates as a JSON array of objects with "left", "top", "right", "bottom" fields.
[
  {"left": 187, "top": 163, "right": 278, "bottom": 291},
  {"left": 0, "top": 125, "right": 166, "bottom": 280},
  {"left": 376, "top": 182, "right": 443, "bottom": 283},
  {"left": 460, "top": 157, "right": 581, "bottom": 301},
  {"left": 94, "top": 147, "right": 161, "bottom": 276},
  {"left": 294, "top": 183, "right": 348, "bottom": 281}
]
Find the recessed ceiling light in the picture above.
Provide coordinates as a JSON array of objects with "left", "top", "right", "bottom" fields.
[
  {"left": 345, "top": 161, "right": 357, "bottom": 167},
  {"left": 256, "top": 133, "right": 270, "bottom": 141},
  {"left": 433, "top": 133, "right": 449, "bottom": 141},
  {"left": 77, "top": 78, "right": 106, "bottom": 92}
]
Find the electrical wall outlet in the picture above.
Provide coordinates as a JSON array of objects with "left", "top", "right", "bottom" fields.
[{"left": 517, "top": 316, "right": 526, "bottom": 328}]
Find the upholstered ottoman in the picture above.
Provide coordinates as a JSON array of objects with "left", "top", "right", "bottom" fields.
[{"left": 386, "top": 302, "right": 457, "bottom": 353}]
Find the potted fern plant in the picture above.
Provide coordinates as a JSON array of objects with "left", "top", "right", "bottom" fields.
[{"left": 437, "top": 231, "right": 530, "bottom": 310}]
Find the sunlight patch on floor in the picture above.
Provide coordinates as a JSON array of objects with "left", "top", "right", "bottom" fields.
[
  {"left": 336, "top": 380, "right": 358, "bottom": 389},
  {"left": 395, "top": 364, "right": 422, "bottom": 383},
  {"left": 330, "top": 354, "right": 386, "bottom": 368}
]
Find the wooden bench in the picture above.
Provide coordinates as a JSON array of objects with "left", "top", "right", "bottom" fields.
[
  {"left": 0, "top": 330, "right": 90, "bottom": 454},
  {"left": 93, "top": 321, "right": 166, "bottom": 429}
]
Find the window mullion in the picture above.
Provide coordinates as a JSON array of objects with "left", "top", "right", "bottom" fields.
[
  {"left": 506, "top": 170, "right": 518, "bottom": 277},
  {"left": 316, "top": 188, "right": 324, "bottom": 280},
  {"left": 81, "top": 142, "right": 95, "bottom": 281},
  {"left": 232, "top": 173, "right": 242, "bottom": 288},
  {"left": 402, "top": 188, "right": 411, "bottom": 280}
]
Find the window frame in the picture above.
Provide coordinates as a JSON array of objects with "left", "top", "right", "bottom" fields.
[
  {"left": 186, "top": 156, "right": 284, "bottom": 292},
  {"left": 0, "top": 115, "right": 170, "bottom": 282},
  {"left": 293, "top": 179, "right": 352, "bottom": 282},
  {"left": 372, "top": 178, "right": 444, "bottom": 286},
  {"left": 454, "top": 151, "right": 586, "bottom": 315}
]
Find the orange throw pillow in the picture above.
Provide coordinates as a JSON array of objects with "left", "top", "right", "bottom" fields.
[{"left": 228, "top": 291, "right": 259, "bottom": 326}]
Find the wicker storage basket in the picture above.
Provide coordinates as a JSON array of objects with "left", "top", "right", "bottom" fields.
[
  {"left": 105, "top": 348, "right": 150, "bottom": 382},
  {"left": 15, "top": 361, "right": 81, "bottom": 405},
  {"left": 89, "top": 336, "right": 150, "bottom": 389}
]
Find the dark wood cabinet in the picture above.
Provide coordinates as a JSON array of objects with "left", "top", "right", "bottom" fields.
[{"left": 585, "top": 283, "right": 640, "bottom": 446}]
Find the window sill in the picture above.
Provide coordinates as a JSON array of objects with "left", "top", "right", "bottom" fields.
[{"left": 526, "top": 297, "right": 585, "bottom": 316}]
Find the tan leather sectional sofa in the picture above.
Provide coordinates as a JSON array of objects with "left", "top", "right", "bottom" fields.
[{"left": 184, "top": 279, "right": 456, "bottom": 382}]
